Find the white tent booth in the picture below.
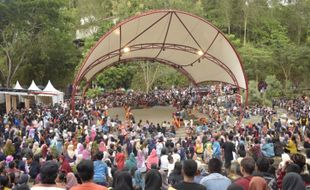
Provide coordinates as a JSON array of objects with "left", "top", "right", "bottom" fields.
[{"left": 36, "top": 80, "right": 64, "bottom": 106}]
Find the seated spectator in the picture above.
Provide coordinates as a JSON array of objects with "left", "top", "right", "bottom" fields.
[
  {"left": 253, "top": 157, "right": 277, "bottom": 190},
  {"left": 249, "top": 176, "right": 268, "bottom": 190},
  {"left": 70, "top": 160, "right": 107, "bottom": 190},
  {"left": 283, "top": 172, "right": 305, "bottom": 190},
  {"left": 228, "top": 161, "right": 242, "bottom": 181},
  {"left": 31, "top": 160, "right": 65, "bottom": 190},
  {"left": 174, "top": 159, "right": 205, "bottom": 190},
  {"left": 261, "top": 138, "right": 275, "bottom": 158},
  {"left": 168, "top": 161, "right": 183, "bottom": 186},
  {"left": 200, "top": 158, "right": 231, "bottom": 190},
  {"left": 145, "top": 169, "right": 162, "bottom": 190},
  {"left": 132, "top": 170, "right": 144, "bottom": 190},
  {"left": 113, "top": 171, "right": 133, "bottom": 190},
  {"left": 66, "top": 172, "right": 78, "bottom": 190},
  {"left": 234, "top": 157, "right": 256, "bottom": 190},
  {"left": 93, "top": 152, "right": 108, "bottom": 186}
]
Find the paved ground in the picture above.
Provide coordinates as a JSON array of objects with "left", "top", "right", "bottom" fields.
[
  {"left": 109, "top": 106, "right": 177, "bottom": 124},
  {"left": 109, "top": 106, "right": 290, "bottom": 138}
]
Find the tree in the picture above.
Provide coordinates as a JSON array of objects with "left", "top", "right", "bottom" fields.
[
  {"left": 265, "top": 75, "right": 283, "bottom": 99},
  {"left": 96, "top": 64, "right": 135, "bottom": 90},
  {"left": 0, "top": 0, "right": 80, "bottom": 88},
  {"left": 0, "top": 25, "right": 29, "bottom": 87}
]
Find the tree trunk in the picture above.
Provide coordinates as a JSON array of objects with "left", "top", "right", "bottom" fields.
[{"left": 243, "top": 15, "right": 247, "bottom": 46}]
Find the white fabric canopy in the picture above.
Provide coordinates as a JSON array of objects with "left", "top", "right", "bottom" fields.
[
  {"left": 43, "top": 80, "right": 61, "bottom": 93},
  {"left": 28, "top": 80, "right": 41, "bottom": 91},
  {"left": 13, "top": 81, "right": 23, "bottom": 90},
  {"left": 75, "top": 10, "right": 247, "bottom": 89}
]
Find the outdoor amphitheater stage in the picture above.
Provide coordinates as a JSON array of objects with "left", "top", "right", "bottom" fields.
[{"left": 108, "top": 106, "right": 177, "bottom": 124}]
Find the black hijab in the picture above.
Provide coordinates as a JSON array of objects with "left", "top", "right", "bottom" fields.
[
  {"left": 283, "top": 172, "right": 305, "bottom": 190},
  {"left": 113, "top": 171, "right": 133, "bottom": 190},
  {"left": 145, "top": 169, "right": 162, "bottom": 190}
]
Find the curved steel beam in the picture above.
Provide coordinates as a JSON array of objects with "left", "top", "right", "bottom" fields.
[{"left": 76, "top": 43, "right": 239, "bottom": 89}]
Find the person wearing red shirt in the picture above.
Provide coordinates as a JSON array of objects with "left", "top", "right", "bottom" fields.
[
  {"left": 115, "top": 146, "right": 125, "bottom": 170},
  {"left": 234, "top": 157, "right": 256, "bottom": 190}
]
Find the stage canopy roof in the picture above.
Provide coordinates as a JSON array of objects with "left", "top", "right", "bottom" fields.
[{"left": 74, "top": 10, "right": 247, "bottom": 90}]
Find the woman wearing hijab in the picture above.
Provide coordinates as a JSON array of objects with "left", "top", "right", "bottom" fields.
[
  {"left": 249, "top": 176, "right": 268, "bottom": 190},
  {"left": 286, "top": 135, "right": 298, "bottom": 154},
  {"left": 168, "top": 162, "right": 182, "bottom": 187},
  {"left": 82, "top": 143, "right": 91, "bottom": 160},
  {"left": 146, "top": 149, "right": 158, "bottom": 170},
  {"left": 66, "top": 172, "right": 78, "bottom": 190},
  {"left": 283, "top": 172, "right": 305, "bottom": 190},
  {"left": 59, "top": 155, "right": 72, "bottom": 173},
  {"left": 133, "top": 170, "right": 145, "bottom": 190},
  {"left": 125, "top": 153, "right": 137, "bottom": 171},
  {"left": 75, "top": 143, "right": 84, "bottom": 157},
  {"left": 113, "top": 171, "right": 134, "bottom": 190},
  {"left": 115, "top": 146, "right": 125, "bottom": 170},
  {"left": 99, "top": 141, "right": 107, "bottom": 153},
  {"left": 41, "top": 144, "right": 48, "bottom": 160},
  {"left": 3, "top": 139, "right": 15, "bottom": 156},
  {"left": 136, "top": 150, "right": 146, "bottom": 173},
  {"left": 66, "top": 144, "right": 76, "bottom": 165},
  {"left": 145, "top": 169, "right": 162, "bottom": 190}
]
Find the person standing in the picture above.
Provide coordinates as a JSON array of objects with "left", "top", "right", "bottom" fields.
[
  {"left": 115, "top": 146, "right": 125, "bottom": 170},
  {"left": 212, "top": 136, "right": 221, "bottom": 159},
  {"left": 222, "top": 134, "right": 235, "bottom": 170}
]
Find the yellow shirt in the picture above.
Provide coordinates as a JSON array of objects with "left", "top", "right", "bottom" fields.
[{"left": 287, "top": 139, "right": 297, "bottom": 154}]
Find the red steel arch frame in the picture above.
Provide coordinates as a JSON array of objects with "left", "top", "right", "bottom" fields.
[{"left": 71, "top": 9, "right": 248, "bottom": 121}]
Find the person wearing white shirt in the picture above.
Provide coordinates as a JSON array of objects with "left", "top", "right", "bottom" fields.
[{"left": 172, "top": 148, "right": 181, "bottom": 163}]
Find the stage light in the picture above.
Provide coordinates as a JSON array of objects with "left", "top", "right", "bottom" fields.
[
  {"left": 197, "top": 50, "right": 203, "bottom": 56},
  {"left": 123, "top": 47, "right": 130, "bottom": 53}
]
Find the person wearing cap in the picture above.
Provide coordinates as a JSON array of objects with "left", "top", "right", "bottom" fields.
[
  {"left": 71, "top": 160, "right": 107, "bottom": 190},
  {"left": 31, "top": 160, "right": 65, "bottom": 190}
]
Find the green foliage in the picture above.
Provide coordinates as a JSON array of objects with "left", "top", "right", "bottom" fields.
[
  {"left": 0, "top": 0, "right": 81, "bottom": 89},
  {"left": 1, "top": 0, "right": 310, "bottom": 94},
  {"left": 265, "top": 75, "right": 283, "bottom": 99},
  {"left": 96, "top": 64, "right": 135, "bottom": 90},
  {"left": 248, "top": 80, "right": 262, "bottom": 104},
  {"left": 86, "top": 87, "right": 103, "bottom": 98}
]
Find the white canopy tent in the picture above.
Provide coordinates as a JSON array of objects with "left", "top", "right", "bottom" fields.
[
  {"left": 35, "top": 80, "right": 64, "bottom": 105},
  {"left": 28, "top": 80, "right": 41, "bottom": 91},
  {"left": 42, "top": 80, "right": 64, "bottom": 105},
  {"left": 13, "top": 81, "right": 24, "bottom": 90}
]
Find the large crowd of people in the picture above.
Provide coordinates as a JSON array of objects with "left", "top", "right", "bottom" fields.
[{"left": 0, "top": 85, "right": 309, "bottom": 190}]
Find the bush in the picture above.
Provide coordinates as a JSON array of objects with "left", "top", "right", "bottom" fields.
[{"left": 265, "top": 75, "right": 282, "bottom": 99}]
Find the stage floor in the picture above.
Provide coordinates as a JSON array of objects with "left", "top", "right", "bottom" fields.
[{"left": 108, "top": 106, "right": 177, "bottom": 124}]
